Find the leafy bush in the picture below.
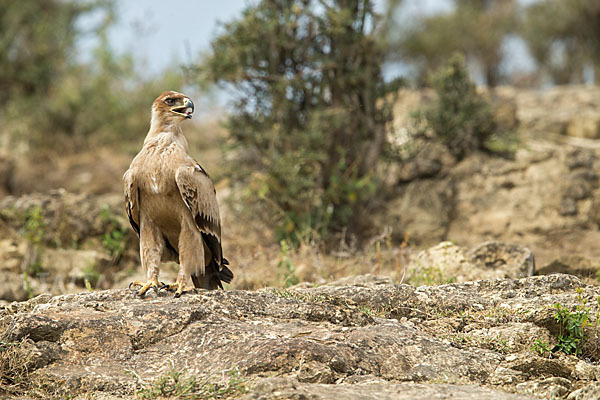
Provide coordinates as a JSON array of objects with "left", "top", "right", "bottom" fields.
[
  {"left": 200, "top": 0, "right": 400, "bottom": 244},
  {"left": 419, "top": 54, "right": 496, "bottom": 160}
]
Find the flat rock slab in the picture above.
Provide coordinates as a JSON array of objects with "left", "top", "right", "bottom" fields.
[
  {"left": 243, "top": 378, "right": 535, "bottom": 400},
  {"left": 1, "top": 273, "right": 597, "bottom": 398}
]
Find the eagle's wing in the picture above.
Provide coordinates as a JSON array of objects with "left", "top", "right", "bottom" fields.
[
  {"left": 123, "top": 168, "right": 140, "bottom": 237},
  {"left": 175, "top": 163, "right": 223, "bottom": 264}
]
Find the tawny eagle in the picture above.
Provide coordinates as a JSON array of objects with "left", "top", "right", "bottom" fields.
[{"left": 124, "top": 91, "right": 233, "bottom": 297}]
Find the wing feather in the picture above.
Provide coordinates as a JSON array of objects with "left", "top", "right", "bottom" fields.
[
  {"left": 123, "top": 169, "right": 140, "bottom": 237},
  {"left": 175, "top": 164, "right": 223, "bottom": 263}
]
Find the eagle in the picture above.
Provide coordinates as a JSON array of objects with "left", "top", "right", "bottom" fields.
[{"left": 124, "top": 91, "right": 233, "bottom": 297}]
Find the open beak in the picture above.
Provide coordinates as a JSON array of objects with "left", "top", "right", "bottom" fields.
[{"left": 170, "top": 97, "right": 194, "bottom": 119}]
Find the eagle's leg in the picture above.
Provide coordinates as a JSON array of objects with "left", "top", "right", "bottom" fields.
[
  {"left": 160, "top": 224, "right": 204, "bottom": 297},
  {"left": 132, "top": 214, "right": 164, "bottom": 297},
  {"left": 173, "top": 269, "right": 188, "bottom": 298}
]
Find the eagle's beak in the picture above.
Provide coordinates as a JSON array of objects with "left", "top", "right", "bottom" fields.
[{"left": 170, "top": 98, "right": 195, "bottom": 119}]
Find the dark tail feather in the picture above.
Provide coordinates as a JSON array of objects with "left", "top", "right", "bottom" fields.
[
  {"left": 192, "top": 258, "right": 233, "bottom": 290},
  {"left": 219, "top": 258, "right": 233, "bottom": 284}
]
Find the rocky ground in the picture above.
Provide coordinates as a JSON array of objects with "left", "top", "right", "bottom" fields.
[
  {"left": 2, "top": 273, "right": 600, "bottom": 399},
  {"left": 2, "top": 86, "right": 600, "bottom": 398}
]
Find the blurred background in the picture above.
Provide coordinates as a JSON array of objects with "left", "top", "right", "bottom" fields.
[{"left": 1, "top": 0, "right": 600, "bottom": 301}]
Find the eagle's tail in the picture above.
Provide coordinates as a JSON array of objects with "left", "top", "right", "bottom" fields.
[
  {"left": 219, "top": 258, "right": 234, "bottom": 283},
  {"left": 192, "top": 258, "right": 233, "bottom": 290}
]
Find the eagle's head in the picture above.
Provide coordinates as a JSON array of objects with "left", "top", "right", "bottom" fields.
[{"left": 151, "top": 91, "right": 195, "bottom": 126}]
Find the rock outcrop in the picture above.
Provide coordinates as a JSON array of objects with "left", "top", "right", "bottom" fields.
[
  {"left": 382, "top": 86, "right": 600, "bottom": 270},
  {"left": 0, "top": 190, "right": 143, "bottom": 302},
  {"left": 383, "top": 134, "right": 600, "bottom": 269},
  {"left": 2, "top": 274, "right": 599, "bottom": 399},
  {"left": 407, "top": 241, "right": 534, "bottom": 283}
]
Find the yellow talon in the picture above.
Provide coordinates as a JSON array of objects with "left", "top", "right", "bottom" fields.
[
  {"left": 174, "top": 285, "right": 186, "bottom": 298},
  {"left": 129, "top": 280, "right": 144, "bottom": 289},
  {"left": 160, "top": 283, "right": 179, "bottom": 291},
  {"left": 160, "top": 281, "right": 188, "bottom": 297},
  {"left": 131, "top": 279, "right": 159, "bottom": 297}
]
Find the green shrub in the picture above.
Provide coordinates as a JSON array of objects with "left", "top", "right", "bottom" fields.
[
  {"left": 420, "top": 54, "right": 496, "bottom": 160},
  {"left": 200, "top": 0, "right": 400, "bottom": 244},
  {"left": 552, "top": 289, "right": 600, "bottom": 357}
]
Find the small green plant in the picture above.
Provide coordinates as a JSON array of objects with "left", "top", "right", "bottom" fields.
[
  {"left": 82, "top": 262, "right": 101, "bottom": 289},
  {"left": 100, "top": 204, "right": 128, "bottom": 262},
  {"left": 277, "top": 240, "right": 299, "bottom": 288},
  {"left": 21, "top": 206, "right": 45, "bottom": 246},
  {"left": 22, "top": 272, "right": 34, "bottom": 300},
  {"left": 84, "top": 278, "right": 93, "bottom": 292},
  {"left": 554, "top": 302, "right": 588, "bottom": 356},
  {"left": 20, "top": 206, "right": 46, "bottom": 293},
  {"left": 491, "top": 335, "right": 511, "bottom": 354},
  {"left": 135, "top": 367, "right": 247, "bottom": 400},
  {"left": 531, "top": 339, "right": 551, "bottom": 357},
  {"left": 553, "top": 288, "right": 592, "bottom": 356}
]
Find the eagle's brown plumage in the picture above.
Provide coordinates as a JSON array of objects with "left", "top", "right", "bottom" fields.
[{"left": 124, "top": 90, "right": 233, "bottom": 297}]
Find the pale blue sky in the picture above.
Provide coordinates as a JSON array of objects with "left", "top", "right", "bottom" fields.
[
  {"left": 105, "top": 0, "right": 250, "bottom": 75},
  {"left": 83, "top": 0, "right": 541, "bottom": 86},
  {"left": 99, "top": 0, "right": 456, "bottom": 76}
]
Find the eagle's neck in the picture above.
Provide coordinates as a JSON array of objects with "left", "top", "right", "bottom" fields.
[{"left": 144, "top": 112, "right": 189, "bottom": 151}]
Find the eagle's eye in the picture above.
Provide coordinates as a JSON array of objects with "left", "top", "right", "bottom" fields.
[{"left": 165, "top": 98, "right": 175, "bottom": 106}]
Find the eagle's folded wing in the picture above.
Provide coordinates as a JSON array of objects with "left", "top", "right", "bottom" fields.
[
  {"left": 123, "top": 169, "right": 140, "bottom": 237},
  {"left": 175, "top": 164, "right": 223, "bottom": 264}
]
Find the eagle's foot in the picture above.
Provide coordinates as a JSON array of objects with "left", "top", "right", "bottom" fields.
[
  {"left": 159, "top": 281, "right": 189, "bottom": 298},
  {"left": 128, "top": 280, "right": 144, "bottom": 290},
  {"left": 129, "top": 279, "right": 160, "bottom": 297},
  {"left": 159, "top": 282, "right": 178, "bottom": 291}
]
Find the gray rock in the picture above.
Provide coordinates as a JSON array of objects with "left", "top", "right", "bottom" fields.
[
  {"left": 567, "top": 382, "right": 600, "bottom": 400},
  {"left": 516, "top": 377, "right": 572, "bottom": 399},
  {"left": 565, "top": 114, "right": 600, "bottom": 139},
  {"left": 1, "top": 274, "right": 599, "bottom": 399},
  {"left": 383, "top": 86, "right": 600, "bottom": 268},
  {"left": 467, "top": 241, "right": 535, "bottom": 277},
  {"left": 383, "top": 178, "right": 455, "bottom": 246},
  {"left": 243, "top": 377, "right": 536, "bottom": 400},
  {"left": 406, "top": 241, "right": 534, "bottom": 283},
  {"left": 537, "top": 255, "right": 600, "bottom": 279}
]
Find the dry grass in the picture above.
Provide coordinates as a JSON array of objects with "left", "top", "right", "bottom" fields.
[
  {"left": 0, "top": 318, "right": 75, "bottom": 399},
  {"left": 0, "top": 338, "right": 33, "bottom": 393},
  {"left": 0, "top": 315, "right": 34, "bottom": 397},
  {"left": 221, "top": 208, "right": 414, "bottom": 290}
]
